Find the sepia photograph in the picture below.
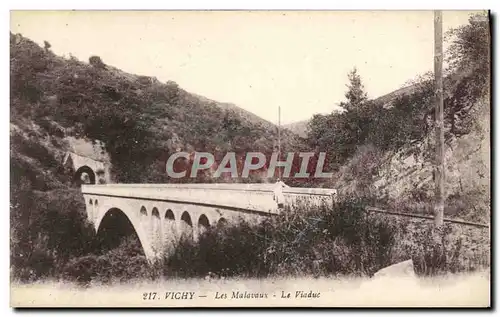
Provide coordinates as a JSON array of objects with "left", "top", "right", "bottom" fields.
[{"left": 9, "top": 10, "right": 491, "bottom": 307}]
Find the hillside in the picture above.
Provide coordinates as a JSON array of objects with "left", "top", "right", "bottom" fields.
[
  {"left": 283, "top": 120, "right": 309, "bottom": 138},
  {"left": 190, "top": 93, "right": 277, "bottom": 132},
  {"left": 332, "top": 91, "right": 490, "bottom": 223},
  {"left": 10, "top": 33, "right": 305, "bottom": 186},
  {"left": 9, "top": 32, "right": 309, "bottom": 282},
  {"left": 304, "top": 14, "right": 490, "bottom": 223}
]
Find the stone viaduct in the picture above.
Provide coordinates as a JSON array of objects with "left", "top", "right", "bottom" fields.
[{"left": 81, "top": 183, "right": 337, "bottom": 261}]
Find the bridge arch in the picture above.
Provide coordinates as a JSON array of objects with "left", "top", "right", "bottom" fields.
[
  {"left": 217, "top": 217, "right": 228, "bottom": 228},
  {"left": 140, "top": 206, "right": 148, "bottom": 217},
  {"left": 162, "top": 209, "right": 177, "bottom": 245},
  {"left": 96, "top": 208, "right": 146, "bottom": 257},
  {"left": 73, "top": 165, "right": 96, "bottom": 185},
  {"left": 94, "top": 200, "right": 99, "bottom": 222},
  {"left": 93, "top": 200, "right": 154, "bottom": 261},
  {"left": 165, "top": 209, "right": 175, "bottom": 221},
  {"left": 88, "top": 199, "right": 94, "bottom": 220},
  {"left": 163, "top": 209, "right": 177, "bottom": 255},
  {"left": 151, "top": 207, "right": 161, "bottom": 254},
  {"left": 198, "top": 214, "right": 210, "bottom": 236},
  {"left": 152, "top": 208, "right": 160, "bottom": 223},
  {"left": 152, "top": 208, "right": 160, "bottom": 218},
  {"left": 180, "top": 211, "right": 193, "bottom": 240}
]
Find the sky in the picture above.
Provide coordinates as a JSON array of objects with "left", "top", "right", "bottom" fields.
[{"left": 10, "top": 10, "right": 481, "bottom": 124}]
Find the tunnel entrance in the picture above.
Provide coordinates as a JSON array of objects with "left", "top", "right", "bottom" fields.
[
  {"left": 95, "top": 208, "right": 145, "bottom": 257},
  {"left": 73, "top": 165, "right": 96, "bottom": 186}
]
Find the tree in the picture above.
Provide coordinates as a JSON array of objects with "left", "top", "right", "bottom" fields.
[
  {"left": 445, "top": 13, "right": 489, "bottom": 76},
  {"left": 307, "top": 68, "right": 372, "bottom": 170},
  {"left": 43, "top": 40, "right": 51, "bottom": 52},
  {"left": 338, "top": 68, "right": 371, "bottom": 158},
  {"left": 165, "top": 80, "right": 180, "bottom": 105},
  {"left": 222, "top": 110, "right": 242, "bottom": 143},
  {"left": 89, "top": 55, "right": 106, "bottom": 69},
  {"left": 445, "top": 13, "right": 490, "bottom": 136},
  {"left": 340, "top": 67, "right": 368, "bottom": 112}
]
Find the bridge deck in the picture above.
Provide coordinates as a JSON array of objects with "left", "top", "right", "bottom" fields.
[{"left": 82, "top": 183, "right": 337, "bottom": 214}]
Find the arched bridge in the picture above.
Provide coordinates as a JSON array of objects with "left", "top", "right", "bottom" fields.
[{"left": 81, "top": 184, "right": 337, "bottom": 261}]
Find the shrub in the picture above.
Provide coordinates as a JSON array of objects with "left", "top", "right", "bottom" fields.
[
  {"left": 10, "top": 132, "right": 57, "bottom": 169},
  {"left": 35, "top": 118, "right": 65, "bottom": 138},
  {"left": 164, "top": 220, "right": 270, "bottom": 278},
  {"left": 164, "top": 196, "right": 489, "bottom": 280},
  {"left": 387, "top": 216, "right": 490, "bottom": 276},
  {"left": 164, "top": 197, "right": 398, "bottom": 279},
  {"left": 89, "top": 55, "right": 106, "bottom": 69},
  {"left": 334, "top": 144, "right": 384, "bottom": 198},
  {"left": 11, "top": 246, "right": 56, "bottom": 282},
  {"left": 10, "top": 185, "right": 96, "bottom": 282},
  {"left": 62, "top": 255, "right": 103, "bottom": 285},
  {"left": 62, "top": 253, "right": 150, "bottom": 286}
]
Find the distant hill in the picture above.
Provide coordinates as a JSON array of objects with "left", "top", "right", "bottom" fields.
[
  {"left": 190, "top": 93, "right": 277, "bottom": 132},
  {"left": 283, "top": 120, "right": 310, "bottom": 138}
]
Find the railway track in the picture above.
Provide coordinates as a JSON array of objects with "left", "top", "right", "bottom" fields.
[{"left": 366, "top": 206, "right": 489, "bottom": 229}]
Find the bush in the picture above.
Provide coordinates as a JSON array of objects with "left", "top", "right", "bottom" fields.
[
  {"left": 62, "top": 252, "right": 150, "bottom": 286},
  {"left": 10, "top": 132, "right": 58, "bottom": 169},
  {"left": 334, "top": 144, "right": 384, "bottom": 197},
  {"left": 11, "top": 247, "right": 56, "bottom": 283},
  {"left": 10, "top": 185, "right": 96, "bottom": 282},
  {"left": 165, "top": 220, "right": 270, "bottom": 278},
  {"left": 384, "top": 214, "right": 490, "bottom": 277},
  {"left": 89, "top": 55, "right": 106, "bottom": 69},
  {"left": 163, "top": 196, "right": 490, "bottom": 280},
  {"left": 164, "top": 197, "right": 398, "bottom": 279}
]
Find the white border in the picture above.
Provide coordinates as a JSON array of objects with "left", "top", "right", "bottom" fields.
[
  {"left": 2, "top": 1, "right": 498, "bottom": 10},
  {"left": 2, "top": 1, "right": 498, "bottom": 316}
]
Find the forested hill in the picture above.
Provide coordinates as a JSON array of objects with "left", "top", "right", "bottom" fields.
[
  {"left": 189, "top": 93, "right": 278, "bottom": 131},
  {"left": 10, "top": 33, "right": 305, "bottom": 185}
]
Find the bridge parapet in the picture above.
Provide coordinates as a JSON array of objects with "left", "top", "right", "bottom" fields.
[
  {"left": 82, "top": 183, "right": 337, "bottom": 214},
  {"left": 282, "top": 187, "right": 337, "bottom": 208},
  {"left": 83, "top": 183, "right": 276, "bottom": 214}
]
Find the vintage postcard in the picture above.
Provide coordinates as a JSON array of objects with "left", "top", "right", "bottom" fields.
[{"left": 9, "top": 10, "right": 491, "bottom": 308}]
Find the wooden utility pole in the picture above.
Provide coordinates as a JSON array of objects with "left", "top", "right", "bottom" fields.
[
  {"left": 434, "top": 10, "right": 445, "bottom": 228},
  {"left": 278, "top": 106, "right": 282, "bottom": 179}
]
